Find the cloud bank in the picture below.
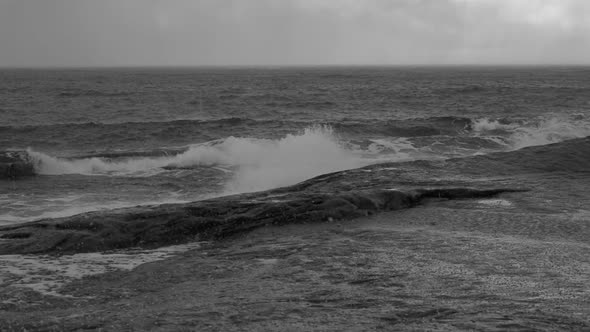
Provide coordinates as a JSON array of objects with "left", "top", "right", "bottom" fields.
[{"left": 0, "top": 0, "right": 588, "bottom": 66}]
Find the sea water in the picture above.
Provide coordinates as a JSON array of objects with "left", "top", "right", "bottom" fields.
[{"left": 1, "top": 66, "right": 589, "bottom": 223}]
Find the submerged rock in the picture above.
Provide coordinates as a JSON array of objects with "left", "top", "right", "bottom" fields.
[{"left": 0, "top": 150, "right": 35, "bottom": 179}]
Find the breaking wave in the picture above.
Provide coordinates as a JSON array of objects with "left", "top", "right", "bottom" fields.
[
  {"left": 26, "top": 125, "right": 366, "bottom": 192},
  {"left": 471, "top": 115, "right": 590, "bottom": 149},
  {"left": 13, "top": 115, "right": 590, "bottom": 193}
]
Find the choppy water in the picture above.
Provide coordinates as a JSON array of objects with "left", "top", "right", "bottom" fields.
[{"left": 1, "top": 67, "right": 589, "bottom": 223}]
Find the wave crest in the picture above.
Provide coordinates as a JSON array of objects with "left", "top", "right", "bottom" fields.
[
  {"left": 26, "top": 125, "right": 364, "bottom": 192},
  {"left": 471, "top": 115, "right": 590, "bottom": 149}
]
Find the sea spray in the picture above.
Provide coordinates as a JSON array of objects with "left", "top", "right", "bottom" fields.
[{"left": 224, "top": 125, "right": 364, "bottom": 193}]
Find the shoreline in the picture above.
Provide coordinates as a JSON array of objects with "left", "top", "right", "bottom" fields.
[{"left": 1, "top": 199, "right": 588, "bottom": 331}]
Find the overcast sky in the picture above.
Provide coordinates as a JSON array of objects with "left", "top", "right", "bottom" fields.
[{"left": 1, "top": 0, "right": 589, "bottom": 67}]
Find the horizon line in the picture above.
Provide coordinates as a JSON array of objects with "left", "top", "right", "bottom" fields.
[{"left": 2, "top": 63, "right": 590, "bottom": 70}]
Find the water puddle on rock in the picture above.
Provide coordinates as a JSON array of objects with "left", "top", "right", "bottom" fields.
[
  {"left": 0, "top": 242, "right": 202, "bottom": 298},
  {"left": 477, "top": 199, "right": 513, "bottom": 207}
]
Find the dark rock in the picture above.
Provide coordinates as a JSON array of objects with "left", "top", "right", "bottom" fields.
[
  {"left": 0, "top": 186, "right": 523, "bottom": 255},
  {"left": 0, "top": 150, "right": 35, "bottom": 179},
  {"left": 0, "top": 232, "right": 31, "bottom": 239}
]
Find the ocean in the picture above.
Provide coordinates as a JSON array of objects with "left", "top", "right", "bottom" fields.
[{"left": 1, "top": 66, "right": 589, "bottom": 224}]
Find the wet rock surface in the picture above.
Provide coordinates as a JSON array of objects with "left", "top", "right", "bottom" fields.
[
  {"left": 0, "top": 139, "right": 589, "bottom": 330},
  {"left": 1, "top": 202, "right": 589, "bottom": 331},
  {"left": 0, "top": 184, "right": 522, "bottom": 255}
]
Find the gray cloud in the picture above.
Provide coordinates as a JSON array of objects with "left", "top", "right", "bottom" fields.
[{"left": 0, "top": 0, "right": 588, "bottom": 67}]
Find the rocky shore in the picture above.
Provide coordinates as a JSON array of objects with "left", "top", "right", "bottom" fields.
[
  {"left": 1, "top": 138, "right": 589, "bottom": 331},
  {"left": 0, "top": 185, "right": 521, "bottom": 255},
  {"left": 1, "top": 195, "right": 588, "bottom": 331}
]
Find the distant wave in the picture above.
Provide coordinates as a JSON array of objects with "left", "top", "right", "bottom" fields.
[
  {"left": 436, "top": 84, "right": 486, "bottom": 94},
  {"left": 0, "top": 118, "right": 309, "bottom": 138},
  {"left": 333, "top": 116, "right": 473, "bottom": 137},
  {"left": 57, "top": 89, "right": 131, "bottom": 98},
  {"left": 2, "top": 114, "right": 587, "bottom": 145},
  {"left": 0, "top": 116, "right": 475, "bottom": 153}
]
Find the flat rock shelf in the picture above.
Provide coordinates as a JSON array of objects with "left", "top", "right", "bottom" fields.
[{"left": 1, "top": 139, "right": 589, "bottom": 331}]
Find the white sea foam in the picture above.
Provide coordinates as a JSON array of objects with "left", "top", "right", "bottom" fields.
[
  {"left": 0, "top": 197, "right": 189, "bottom": 225},
  {"left": 477, "top": 199, "right": 513, "bottom": 207},
  {"left": 508, "top": 117, "right": 590, "bottom": 149},
  {"left": 471, "top": 118, "right": 519, "bottom": 132},
  {"left": 472, "top": 116, "right": 590, "bottom": 150},
  {"left": 367, "top": 137, "right": 417, "bottom": 158},
  {"left": 26, "top": 149, "right": 169, "bottom": 176},
  {"left": 0, "top": 243, "right": 202, "bottom": 297}
]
